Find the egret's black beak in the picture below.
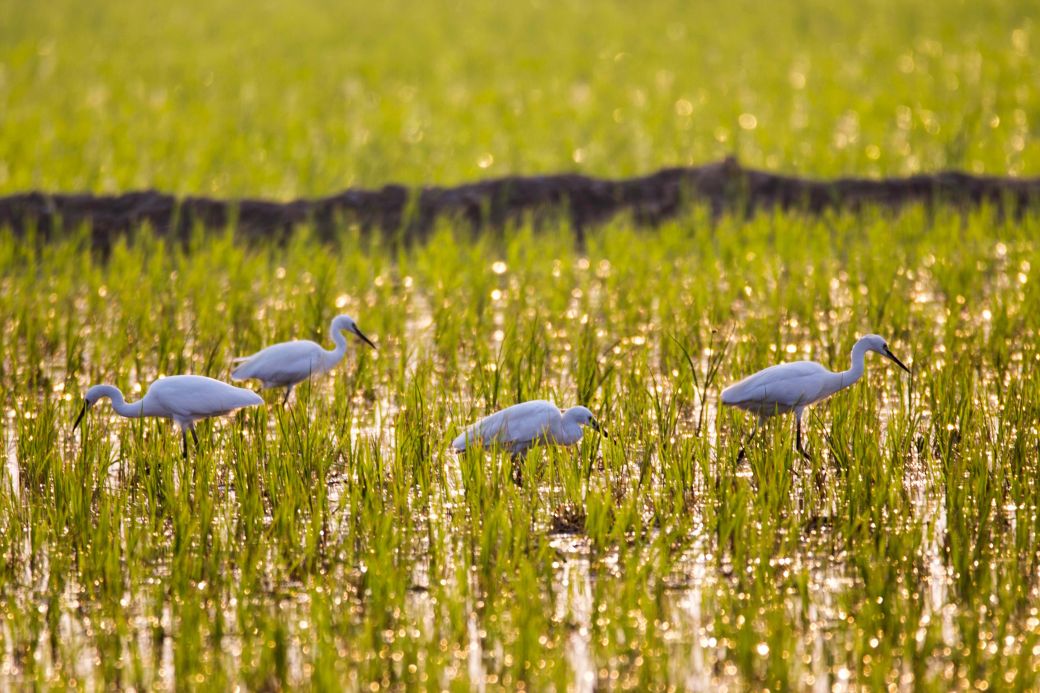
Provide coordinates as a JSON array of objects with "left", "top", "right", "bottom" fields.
[
  {"left": 591, "top": 419, "right": 614, "bottom": 441},
  {"left": 354, "top": 327, "right": 377, "bottom": 350},
  {"left": 884, "top": 347, "right": 911, "bottom": 374},
  {"left": 73, "top": 401, "right": 87, "bottom": 431}
]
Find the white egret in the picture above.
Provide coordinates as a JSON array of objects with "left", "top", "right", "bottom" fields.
[
  {"left": 452, "top": 401, "right": 602, "bottom": 482},
  {"left": 231, "top": 314, "right": 376, "bottom": 404},
  {"left": 73, "top": 375, "right": 264, "bottom": 458},
  {"left": 721, "top": 334, "right": 910, "bottom": 458}
]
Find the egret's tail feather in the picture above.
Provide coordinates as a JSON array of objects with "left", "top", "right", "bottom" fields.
[
  {"left": 451, "top": 431, "right": 471, "bottom": 452},
  {"left": 230, "top": 362, "right": 254, "bottom": 381}
]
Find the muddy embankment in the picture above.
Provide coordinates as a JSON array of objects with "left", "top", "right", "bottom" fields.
[{"left": 2, "top": 158, "right": 1038, "bottom": 250}]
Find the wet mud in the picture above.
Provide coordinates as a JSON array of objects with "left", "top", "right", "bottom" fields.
[{"left": 2, "top": 158, "right": 1038, "bottom": 249}]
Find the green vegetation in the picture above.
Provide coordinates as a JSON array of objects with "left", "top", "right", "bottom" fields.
[
  {"left": 1, "top": 0, "right": 1038, "bottom": 689},
  {"left": 1, "top": 207, "right": 1039, "bottom": 688},
  {"left": 0, "top": 0, "right": 1036, "bottom": 195}
]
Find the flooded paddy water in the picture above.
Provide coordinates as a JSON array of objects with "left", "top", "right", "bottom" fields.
[{"left": 1, "top": 207, "right": 1039, "bottom": 689}]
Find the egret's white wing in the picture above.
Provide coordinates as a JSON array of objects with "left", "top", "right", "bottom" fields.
[
  {"left": 231, "top": 340, "right": 326, "bottom": 386},
  {"left": 452, "top": 400, "right": 561, "bottom": 452},
  {"left": 148, "top": 375, "right": 263, "bottom": 420},
  {"left": 722, "top": 361, "right": 834, "bottom": 415}
]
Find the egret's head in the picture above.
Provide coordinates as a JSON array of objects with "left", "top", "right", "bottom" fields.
[
  {"left": 861, "top": 334, "right": 911, "bottom": 373},
  {"left": 73, "top": 385, "right": 108, "bottom": 430},
  {"left": 332, "top": 314, "right": 376, "bottom": 350},
  {"left": 565, "top": 406, "right": 601, "bottom": 432}
]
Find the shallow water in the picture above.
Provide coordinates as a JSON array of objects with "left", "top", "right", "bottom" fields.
[{"left": 0, "top": 366, "right": 1024, "bottom": 689}]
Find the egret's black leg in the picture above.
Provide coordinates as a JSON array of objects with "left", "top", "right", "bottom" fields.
[
  {"left": 510, "top": 449, "right": 528, "bottom": 487},
  {"left": 191, "top": 428, "right": 200, "bottom": 448},
  {"left": 511, "top": 455, "right": 524, "bottom": 487},
  {"left": 796, "top": 416, "right": 812, "bottom": 461},
  {"left": 282, "top": 386, "right": 292, "bottom": 407},
  {"left": 737, "top": 424, "right": 758, "bottom": 462},
  {"left": 182, "top": 430, "right": 189, "bottom": 460}
]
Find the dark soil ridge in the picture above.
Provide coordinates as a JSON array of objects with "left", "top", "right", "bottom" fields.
[{"left": 2, "top": 158, "right": 1038, "bottom": 249}]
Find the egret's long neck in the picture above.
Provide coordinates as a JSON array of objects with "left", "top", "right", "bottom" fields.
[
  {"left": 323, "top": 324, "right": 348, "bottom": 369},
  {"left": 839, "top": 341, "right": 870, "bottom": 389},
  {"left": 558, "top": 410, "right": 584, "bottom": 445},
  {"left": 96, "top": 385, "right": 143, "bottom": 418}
]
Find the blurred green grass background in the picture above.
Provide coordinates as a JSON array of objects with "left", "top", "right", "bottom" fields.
[{"left": 0, "top": 0, "right": 1035, "bottom": 197}]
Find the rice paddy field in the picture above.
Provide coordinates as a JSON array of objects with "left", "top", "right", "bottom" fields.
[
  {"left": 1, "top": 0, "right": 1037, "bottom": 194},
  {"left": 3, "top": 0, "right": 1040, "bottom": 690}
]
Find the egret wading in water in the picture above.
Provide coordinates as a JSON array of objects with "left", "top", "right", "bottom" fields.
[
  {"left": 452, "top": 400, "right": 603, "bottom": 484},
  {"left": 721, "top": 334, "right": 911, "bottom": 459},
  {"left": 232, "top": 314, "right": 376, "bottom": 404},
  {"left": 73, "top": 375, "right": 264, "bottom": 459}
]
